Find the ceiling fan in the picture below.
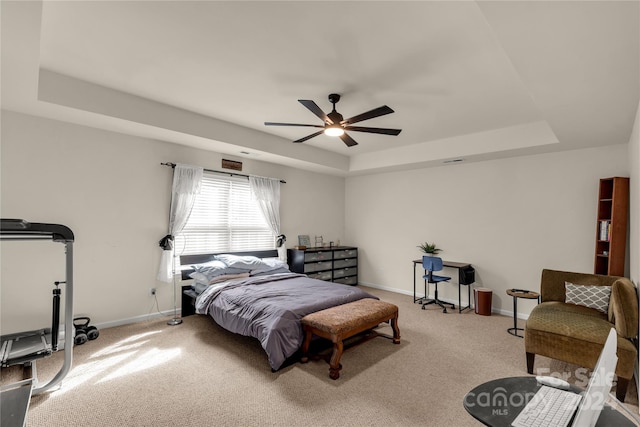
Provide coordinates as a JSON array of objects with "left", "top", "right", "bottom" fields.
[{"left": 264, "top": 93, "right": 402, "bottom": 147}]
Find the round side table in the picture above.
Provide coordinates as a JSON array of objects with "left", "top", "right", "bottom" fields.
[{"left": 506, "top": 289, "right": 540, "bottom": 338}]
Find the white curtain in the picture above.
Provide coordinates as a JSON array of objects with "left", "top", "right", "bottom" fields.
[
  {"left": 157, "top": 164, "right": 203, "bottom": 282},
  {"left": 249, "top": 176, "right": 283, "bottom": 259}
]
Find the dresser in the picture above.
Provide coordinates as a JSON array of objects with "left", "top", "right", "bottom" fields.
[{"left": 287, "top": 246, "right": 358, "bottom": 285}]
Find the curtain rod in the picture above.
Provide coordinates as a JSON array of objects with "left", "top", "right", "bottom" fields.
[{"left": 160, "top": 162, "right": 286, "bottom": 184}]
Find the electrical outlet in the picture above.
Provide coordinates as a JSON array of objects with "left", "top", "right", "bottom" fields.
[{"left": 149, "top": 288, "right": 156, "bottom": 296}]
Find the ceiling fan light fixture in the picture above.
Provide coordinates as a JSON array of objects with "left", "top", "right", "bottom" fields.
[
  {"left": 265, "top": 94, "right": 400, "bottom": 147},
  {"left": 324, "top": 126, "right": 344, "bottom": 137}
]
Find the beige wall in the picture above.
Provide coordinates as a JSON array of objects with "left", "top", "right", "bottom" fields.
[
  {"left": 0, "top": 111, "right": 345, "bottom": 333},
  {"left": 629, "top": 102, "right": 640, "bottom": 395},
  {"left": 629, "top": 101, "right": 640, "bottom": 288},
  {"left": 2, "top": 108, "right": 637, "bottom": 332},
  {"left": 345, "top": 144, "right": 629, "bottom": 317}
]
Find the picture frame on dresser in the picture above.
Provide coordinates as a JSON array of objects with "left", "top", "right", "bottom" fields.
[{"left": 298, "top": 235, "right": 310, "bottom": 247}]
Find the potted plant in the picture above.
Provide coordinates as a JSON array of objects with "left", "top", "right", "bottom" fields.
[{"left": 417, "top": 242, "right": 442, "bottom": 255}]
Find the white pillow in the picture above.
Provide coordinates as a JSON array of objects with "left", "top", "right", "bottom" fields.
[
  {"left": 250, "top": 258, "right": 287, "bottom": 273},
  {"left": 196, "top": 259, "right": 227, "bottom": 269},
  {"left": 189, "top": 271, "right": 209, "bottom": 284},
  {"left": 194, "top": 260, "right": 247, "bottom": 279},
  {"left": 565, "top": 282, "right": 611, "bottom": 314},
  {"left": 215, "top": 254, "right": 267, "bottom": 270}
]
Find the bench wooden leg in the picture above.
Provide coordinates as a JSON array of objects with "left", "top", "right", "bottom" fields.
[
  {"left": 329, "top": 340, "right": 344, "bottom": 380},
  {"left": 391, "top": 313, "right": 401, "bottom": 344},
  {"left": 300, "top": 305, "right": 400, "bottom": 380},
  {"left": 300, "top": 328, "right": 313, "bottom": 363}
]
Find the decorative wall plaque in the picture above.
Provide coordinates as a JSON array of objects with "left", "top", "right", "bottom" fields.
[{"left": 222, "top": 159, "right": 243, "bottom": 171}]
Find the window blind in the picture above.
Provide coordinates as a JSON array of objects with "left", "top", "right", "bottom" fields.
[{"left": 174, "top": 172, "right": 274, "bottom": 263}]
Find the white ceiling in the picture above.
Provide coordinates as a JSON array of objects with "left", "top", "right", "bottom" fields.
[{"left": 2, "top": 1, "right": 638, "bottom": 176}]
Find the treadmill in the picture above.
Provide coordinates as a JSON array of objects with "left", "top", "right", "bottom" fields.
[{"left": 0, "top": 219, "right": 75, "bottom": 427}]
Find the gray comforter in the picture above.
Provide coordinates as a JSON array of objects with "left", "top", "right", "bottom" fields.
[{"left": 195, "top": 272, "right": 377, "bottom": 370}]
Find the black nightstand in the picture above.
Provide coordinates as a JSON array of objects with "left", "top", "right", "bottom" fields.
[{"left": 181, "top": 285, "right": 197, "bottom": 317}]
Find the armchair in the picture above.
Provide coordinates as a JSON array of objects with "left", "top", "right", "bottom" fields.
[{"left": 524, "top": 269, "right": 638, "bottom": 402}]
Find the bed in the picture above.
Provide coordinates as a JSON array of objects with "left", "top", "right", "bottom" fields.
[{"left": 180, "top": 250, "right": 377, "bottom": 370}]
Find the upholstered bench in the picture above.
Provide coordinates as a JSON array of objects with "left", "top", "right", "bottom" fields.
[{"left": 300, "top": 298, "right": 400, "bottom": 379}]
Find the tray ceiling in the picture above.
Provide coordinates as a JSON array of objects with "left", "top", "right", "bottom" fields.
[{"left": 2, "top": 1, "right": 638, "bottom": 175}]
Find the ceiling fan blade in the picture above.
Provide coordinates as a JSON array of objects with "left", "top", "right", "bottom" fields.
[
  {"left": 298, "top": 100, "right": 332, "bottom": 124},
  {"left": 265, "top": 122, "right": 324, "bottom": 128},
  {"left": 344, "top": 126, "right": 402, "bottom": 136},
  {"left": 339, "top": 132, "right": 358, "bottom": 147},
  {"left": 294, "top": 130, "right": 325, "bottom": 143},
  {"left": 342, "top": 105, "right": 394, "bottom": 125}
]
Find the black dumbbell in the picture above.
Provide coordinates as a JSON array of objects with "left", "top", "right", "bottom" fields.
[
  {"left": 73, "top": 317, "right": 99, "bottom": 345},
  {"left": 86, "top": 325, "right": 99, "bottom": 340}
]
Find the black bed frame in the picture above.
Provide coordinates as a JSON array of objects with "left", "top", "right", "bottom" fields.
[{"left": 179, "top": 249, "right": 279, "bottom": 317}]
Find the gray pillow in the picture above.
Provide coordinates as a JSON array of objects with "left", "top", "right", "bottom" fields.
[
  {"left": 208, "top": 272, "right": 250, "bottom": 284},
  {"left": 194, "top": 259, "right": 247, "bottom": 280},
  {"left": 250, "top": 259, "right": 288, "bottom": 274},
  {"left": 565, "top": 282, "right": 611, "bottom": 314},
  {"left": 250, "top": 267, "right": 291, "bottom": 277}
]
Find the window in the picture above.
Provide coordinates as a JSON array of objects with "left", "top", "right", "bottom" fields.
[{"left": 174, "top": 172, "right": 274, "bottom": 260}]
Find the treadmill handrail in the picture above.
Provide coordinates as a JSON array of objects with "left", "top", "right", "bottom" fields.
[{"left": 0, "top": 219, "right": 74, "bottom": 242}]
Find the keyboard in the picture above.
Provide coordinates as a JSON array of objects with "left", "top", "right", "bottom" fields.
[{"left": 511, "top": 385, "right": 582, "bottom": 427}]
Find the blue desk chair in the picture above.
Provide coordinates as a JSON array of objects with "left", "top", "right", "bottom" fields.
[{"left": 421, "top": 256, "right": 455, "bottom": 313}]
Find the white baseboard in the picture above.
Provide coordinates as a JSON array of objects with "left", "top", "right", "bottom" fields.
[
  {"left": 358, "top": 280, "right": 528, "bottom": 320},
  {"left": 94, "top": 309, "right": 178, "bottom": 330},
  {"left": 89, "top": 281, "right": 529, "bottom": 332}
]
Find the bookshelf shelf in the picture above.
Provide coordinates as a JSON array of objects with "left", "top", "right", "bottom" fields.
[{"left": 594, "top": 177, "right": 629, "bottom": 276}]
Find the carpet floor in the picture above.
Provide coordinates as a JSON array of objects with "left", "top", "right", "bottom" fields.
[{"left": 2, "top": 286, "right": 638, "bottom": 426}]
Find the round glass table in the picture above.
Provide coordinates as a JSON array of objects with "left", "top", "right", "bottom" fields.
[{"left": 463, "top": 376, "right": 636, "bottom": 426}]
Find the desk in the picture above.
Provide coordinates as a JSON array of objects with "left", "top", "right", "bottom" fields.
[
  {"left": 463, "top": 376, "right": 636, "bottom": 426},
  {"left": 412, "top": 259, "right": 474, "bottom": 313}
]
